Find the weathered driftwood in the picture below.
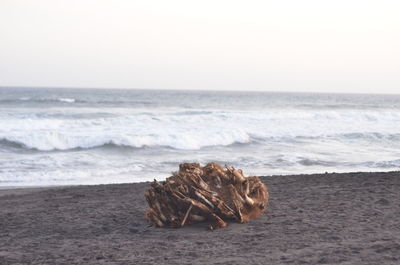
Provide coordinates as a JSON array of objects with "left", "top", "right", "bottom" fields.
[{"left": 145, "top": 163, "right": 269, "bottom": 229}]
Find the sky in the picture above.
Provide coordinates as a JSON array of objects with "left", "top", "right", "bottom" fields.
[{"left": 0, "top": 0, "right": 399, "bottom": 93}]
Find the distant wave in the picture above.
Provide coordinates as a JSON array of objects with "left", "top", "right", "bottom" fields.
[
  {"left": 28, "top": 97, "right": 77, "bottom": 103},
  {"left": 295, "top": 103, "right": 394, "bottom": 110},
  {"left": 57, "top": 97, "right": 75, "bottom": 103},
  {"left": 0, "top": 97, "right": 79, "bottom": 104},
  {"left": 0, "top": 97, "right": 159, "bottom": 105}
]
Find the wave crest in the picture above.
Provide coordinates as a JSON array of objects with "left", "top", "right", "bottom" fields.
[
  {"left": 2, "top": 109, "right": 400, "bottom": 152},
  {"left": 0, "top": 97, "right": 78, "bottom": 104},
  {"left": 0, "top": 130, "right": 251, "bottom": 151}
]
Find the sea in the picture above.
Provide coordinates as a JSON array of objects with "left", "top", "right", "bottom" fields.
[{"left": 1, "top": 87, "right": 400, "bottom": 187}]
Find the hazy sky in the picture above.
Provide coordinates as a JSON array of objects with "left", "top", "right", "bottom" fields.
[{"left": 1, "top": 0, "right": 399, "bottom": 93}]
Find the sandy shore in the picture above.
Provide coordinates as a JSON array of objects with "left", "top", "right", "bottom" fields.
[{"left": 1, "top": 171, "right": 400, "bottom": 264}]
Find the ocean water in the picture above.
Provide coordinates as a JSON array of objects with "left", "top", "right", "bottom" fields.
[{"left": 1, "top": 87, "right": 400, "bottom": 186}]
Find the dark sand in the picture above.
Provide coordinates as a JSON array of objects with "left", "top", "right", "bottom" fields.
[{"left": 1, "top": 172, "right": 400, "bottom": 264}]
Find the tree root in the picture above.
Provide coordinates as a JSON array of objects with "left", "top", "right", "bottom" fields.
[{"left": 145, "top": 162, "right": 269, "bottom": 229}]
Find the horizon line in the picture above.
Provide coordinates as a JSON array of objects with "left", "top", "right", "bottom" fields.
[{"left": 0, "top": 85, "right": 399, "bottom": 96}]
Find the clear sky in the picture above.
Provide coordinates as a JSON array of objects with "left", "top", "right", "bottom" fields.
[{"left": 1, "top": 0, "right": 399, "bottom": 93}]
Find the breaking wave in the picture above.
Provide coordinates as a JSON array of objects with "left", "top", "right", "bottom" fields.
[
  {"left": 1, "top": 109, "right": 400, "bottom": 152},
  {"left": 0, "top": 133, "right": 250, "bottom": 151}
]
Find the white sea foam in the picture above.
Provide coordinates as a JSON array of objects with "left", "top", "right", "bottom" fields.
[
  {"left": 57, "top": 97, "right": 76, "bottom": 103},
  {"left": 2, "top": 89, "right": 400, "bottom": 186},
  {"left": 1, "top": 109, "right": 400, "bottom": 151},
  {"left": 15, "top": 97, "right": 76, "bottom": 103}
]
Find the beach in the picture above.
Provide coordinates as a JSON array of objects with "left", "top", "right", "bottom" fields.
[
  {"left": 1, "top": 171, "right": 399, "bottom": 264},
  {"left": 2, "top": 1, "right": 400, "bottom": 264}
]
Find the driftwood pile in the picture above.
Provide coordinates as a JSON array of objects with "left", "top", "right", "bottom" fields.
[{"left": 145, "top": 163, "right": 269, "bottom": 229}]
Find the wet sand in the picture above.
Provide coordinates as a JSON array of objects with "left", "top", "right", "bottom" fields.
[{"left": 1, "top": 171, "right": 400, "bottom": 264}]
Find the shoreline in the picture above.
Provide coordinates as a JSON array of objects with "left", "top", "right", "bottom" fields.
[
  {"left": 1, "top": 171, "right": 399, "bottom": 264},
  {"left": 1, "top": 169, "right": 399, "bottom": 191}
]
